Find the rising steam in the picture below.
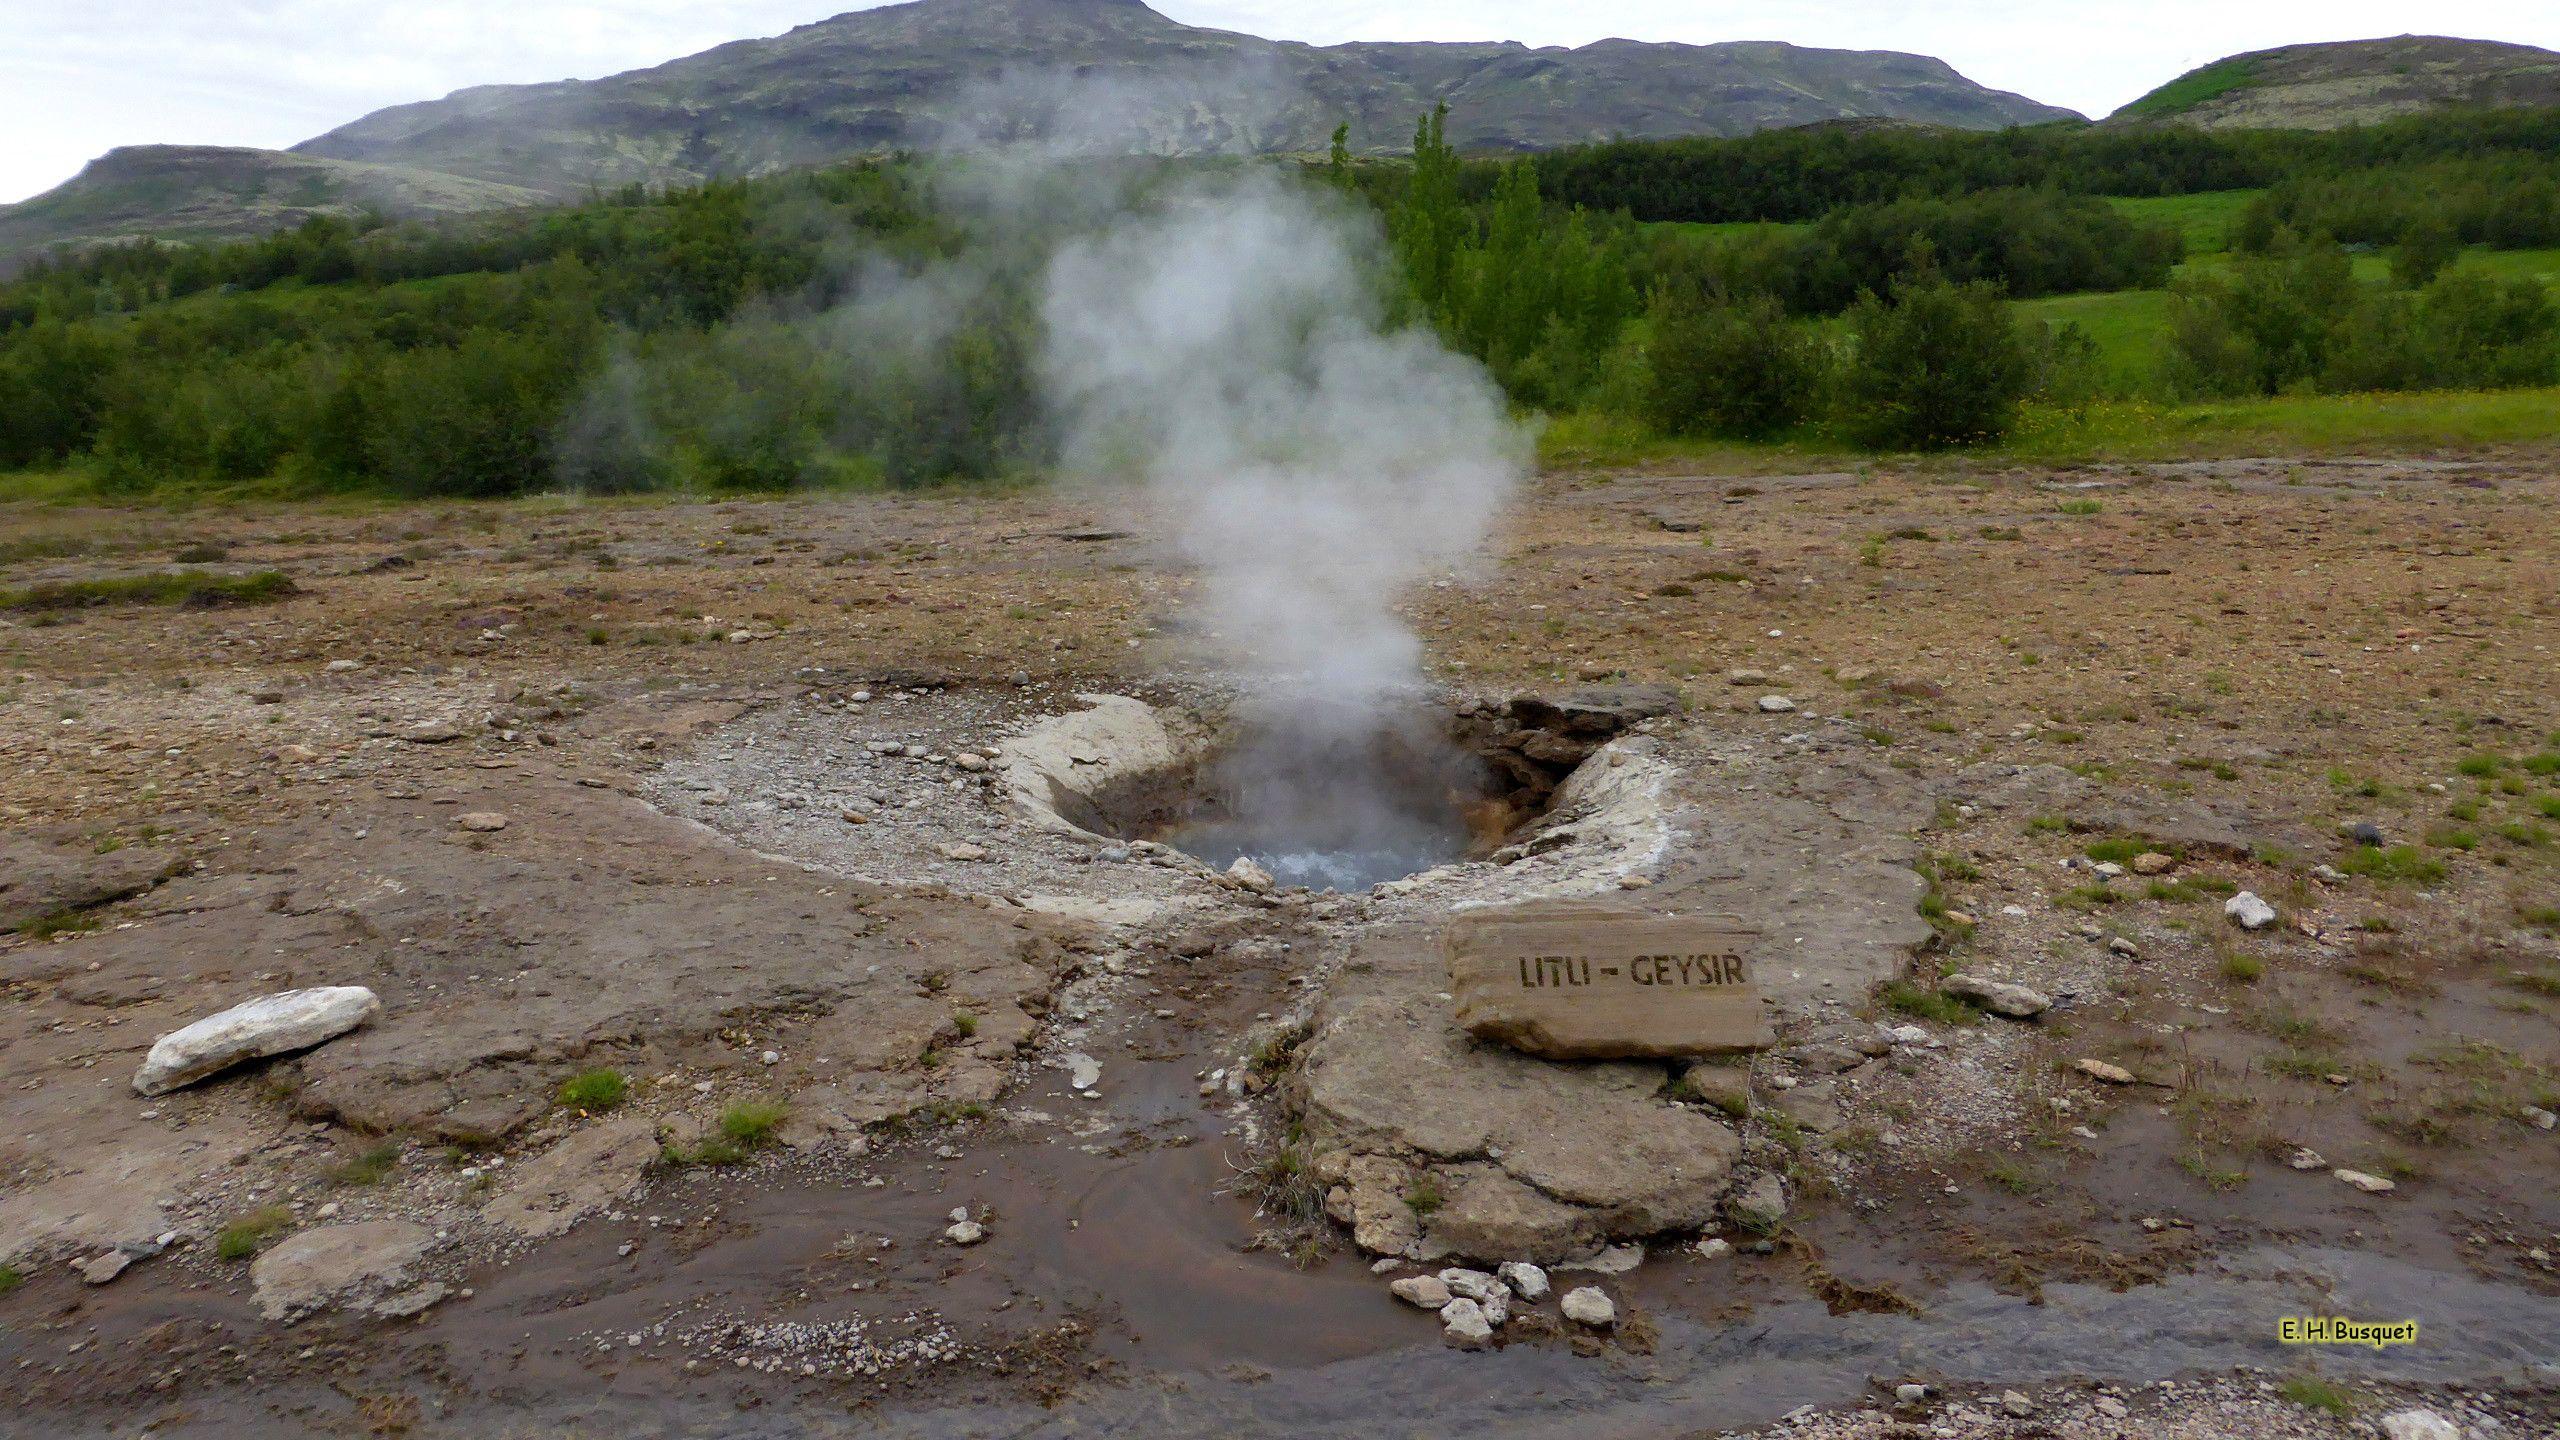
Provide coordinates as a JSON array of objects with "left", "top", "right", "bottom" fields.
[{"left": 1036, "top": 170, "right": 1532, "bottom": 886}]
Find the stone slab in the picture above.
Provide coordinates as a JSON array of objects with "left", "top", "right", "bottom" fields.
[{"left": 1447, "top": 901, "right": 1771, "bottom": 1060}]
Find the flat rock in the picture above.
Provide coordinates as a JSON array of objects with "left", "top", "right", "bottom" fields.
[
  {"left": 1440, "top": 1296, "right": 1493, "bottom": 1349},
  {"left": 455, "top": 812, "right": 508, "bottom": 832},
  {"left": 1940, "top": 972, "right": 2051, "bottom": 1019},
  {"left": 2074, "top": 1058, "right": 2138, "bottom": 1085},
  {"left": 1727, "top": 1172, "right": 1787, "bottom": 1232},
  {"left": 133, "top": 986, "right": 381, "bottom": 1096},
  {"left": 2334, "top": 1168, "right": 2397, "bottom": 1194},
  {"left": 482, "top": 1115, "right": 662, "bottom": 1239},
  {"left": 2378, "top": 1410, "right": 2461, "bottom": 1440},
  {"left": 0, "top": 831, "right": 179, "bottom": 932},
  {"left": 251, "top": 1220, "right": 433, "bottom": 1322}
]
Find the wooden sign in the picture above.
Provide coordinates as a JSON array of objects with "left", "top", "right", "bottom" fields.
[{"left": 1445, "top": 900, "right": 1770, "bottom": 1060}]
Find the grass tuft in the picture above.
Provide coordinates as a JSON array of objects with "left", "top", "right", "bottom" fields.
[
  {"left": 556, "top": 1068, "right": 630, "bottom": 1112},
  {"left": 0, "top": 570, "right": 297, "bottom": 612}
]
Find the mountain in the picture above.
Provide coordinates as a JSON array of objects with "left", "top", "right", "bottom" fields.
[
  {"left": 2111, "top": 35, "right": 2560, "bottom": 129},
  {"left": 0, "top": 147, "right": 550, "bottom": 260},
  {"left": 1, "top": 0, "right": 2071, "bottom": 263}
]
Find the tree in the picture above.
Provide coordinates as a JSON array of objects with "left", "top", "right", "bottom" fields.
[
  {"left": 1326, "top": 123, "right": 1352, "bottom": 188},
  {"left": 1841, "top": 277, "right": 2029, "bottom": 450},
  {"left": 1390, "top": 103, "right": 1468, "bottom": 319},
  {"left": 2391, "top": 216, "right": 2460, "bottom": 289},
  {"left": 1644, "top": 295, "right": 1826, "bottom": 439}
]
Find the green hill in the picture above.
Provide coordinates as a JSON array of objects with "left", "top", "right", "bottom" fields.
[{"left": 2113, "top": 35, "right": 2560, "bottom": 129}]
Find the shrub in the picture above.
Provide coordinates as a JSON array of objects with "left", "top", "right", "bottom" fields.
[
  {"left": 1643, "top": 295, "right": 1827, "bottom": 439},
  {"left": 1840, "top": 276, "right": 2029, "bottom": 449}
]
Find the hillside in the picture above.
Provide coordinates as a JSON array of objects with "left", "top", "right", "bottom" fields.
[
  {"left": 0, "top": 146, "right": 551, "bottom": 262},
  {"left": 2112, "top": 35, "right": 2560, "bottom": 130},
  {"left": 0, "top": 0, "right": 2071, "bottom": 263}
]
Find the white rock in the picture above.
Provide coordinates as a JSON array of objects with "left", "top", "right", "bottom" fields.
[
  {"left": 2286, "top": 1148, "right": 2326, "bottom": 1171},
  {"left": 455, "top": 812, "right": 507, "bottom": 832},
  {"left": 1225, "top": 857, "right": 1275, "bottom": 893},
  {"left": 133, "top": 987, "right": 380, "bottom": 1096},
  {"left": 943, "top": 1220, "right": 987, "bottom": 1246},
  {"left": 79, "top": 1252, "right": 132, "bottom": 1285},
  {"left": 2074, "top": 1058, "right": 2137, "bottom": 1085},
  {"left": 1696, "top": 1237, "right": 1733, "bottom": 1259},
  {"left": 2379, "top": 1410, "right": 2462, "bottom": 1440},
  {"left": 1559, "top": 1286, "right": 1616, "bottom": 1327},
  {"left": 1895, "top": 1383, "right": 1928, "bottom": 1402},
  {"left": 1756, "top": 695, "right": 1796, "bottom": 713},
  {"left": 1440, "top": 1297, "right": 1493, "bottom": 1349},
  {"left": 251, "top": 1220, "right": 432, "bottom": 1322},
  {"left": 2334, "top": 1168, "right": 2397, "bottom": 1194},
  {"left": 1438, "top": 1267, "right": 1505, "bottom": 1304},
  {"left": 952, "top": 753, "right": 989, "bottom": 772},
  {"left": 938, "top": 843, "right": 989, "bottom": 862},
  {"left": 1389, "top": 1276, "right": 1451, "bottom": 1310},
  {"left": 1063, "top": 1052, "right": 1102, "bottom": 1090},
  {"left": 2224, "top": 891, "right": 2277, "bottom": 929},
  {"left": 1940, "top": 972, "right": 2051, "bottom": 1019},
  {"left": 1496, "top": 1261, "right": 1549, "bottom": 1301},
  {"left": 2523, "top": 1105, "right": 2557, "bottom": 1131},
  {"left": 2000, "top": 1391, "right": 2034, "bottom": 1418}
]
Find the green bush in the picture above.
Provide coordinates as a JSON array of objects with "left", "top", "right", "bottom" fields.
[
  {"left": 1841, "top": 276, "right": 2030, "bottom": 449},
  {"left": 1643, "top": 295, "right": 1827, "bottom": 439}
]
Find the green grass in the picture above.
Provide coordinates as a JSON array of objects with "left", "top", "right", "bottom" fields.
[
  {"left": 2115, "top": 57, "right": 2266, "bottom": 121},
  {"left": 2276, "top": 1374, "right": 2360, "bottom": 1415},
  {"left": 556, "top": 1068, "right": 630, "bottom": 1112},
  {"left": 325, "top": 1141, "right": 402, "bottom": 1187},
  {"left": 720, "top": 1100, "right": 787, "bottom": 1144},
  {"left": 0, "top": 569, "right": 296, "bottom": 612},
  {"left": 2103, "top": 191, "right": 2259, "bottom": 256},
  {"left": 1882, "top": 979, "right": 1981, "bottom": 1026},
  {"left": 2339, "top": 844, "right": 2448, "bottom": 884},
  {"left": 0, "top": 1262, "right": 20, "bottom": 1294},
  {"left": 215, "top": 1206, "right": 294, "bottom": 1261}
]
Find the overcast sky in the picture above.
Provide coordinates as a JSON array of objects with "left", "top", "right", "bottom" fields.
[{"left": 7, "top": 1, "right": 2558, "bottom": 203}]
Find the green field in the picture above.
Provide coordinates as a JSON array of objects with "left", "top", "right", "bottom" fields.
[{"left": 2104, "top": 190, "right": 2258, "bottom": 256}]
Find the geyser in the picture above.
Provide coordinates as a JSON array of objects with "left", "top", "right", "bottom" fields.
[{"left": 1037, "top": 169, "right": 1533, "bottom": 890}]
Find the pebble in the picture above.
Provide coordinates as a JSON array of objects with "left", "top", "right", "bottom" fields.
[
  {"left": 1756, "top": 695, "right": 1797, "bottom": 713},
  {"left": 1390, "top": 1276, "right": 1452, "bottom": 1310},
  {"left": 2379, "top": 1411, "right": 2461, "bottom": 1440},
  {"left": 2334, "top": 1168, "right": 2397, "bottom": 1194},
  {"left": 1559, "top": 1287, "right": 1616, "bottom": 1327},
  {"left": 1441, "top": 1297, "right": 1493, "bottom": 1349},
  {"left": 455, "top": 812, "right": 508, "bottom": 832},
  {"left": 1999, "top": 1390, "right": 2034, "bottom": 1418},
  {"left": 2075, "top": 1058, "right": 2137, "bottom": 1084},
  {"left": 942, "top": 1220, "right": 987, "bottom": 1246},
  {"left": 2225, "top": 891, "right": 2278, "bottom": 929},
  {"left": 1895, "top": 1383, "right": 1928, "bottom": 1403},
  {"left": 1496, "top": 1261, "right": 1549, "bottom": 1301},
  {"left": 1695, "top": 1237, "right": 1732, "bottom": 1259}
]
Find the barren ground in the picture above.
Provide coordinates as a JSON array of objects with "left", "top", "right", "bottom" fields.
[{"left": 2, "top": 453, "right": 2555, "bottom": 1438}]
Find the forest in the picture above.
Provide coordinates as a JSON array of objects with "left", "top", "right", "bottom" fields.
[{"left": 2, "top": 105, "right": 2557, "bottom": 497}]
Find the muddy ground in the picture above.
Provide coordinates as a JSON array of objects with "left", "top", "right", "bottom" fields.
[{"left": 1, "top": 454, "right": 2555, "bottom": 1438}]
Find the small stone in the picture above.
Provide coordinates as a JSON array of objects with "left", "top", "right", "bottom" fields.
[
  {"left": 938, "top": 843, "right": 989, "bottom": 862},
  {"left": 1496, "top": 1261, "right": 1549, "bottom": 1301},
  {"left": 942, "top": 1220, "right": 987, "bottom": 1246},
  {"left": 2224, "top": 891, "right": 2277, "bottom": 929},
  {"left": 2130, "top": 852, "right": 2175, "bottom": 875},
  {"left": 1895, "top": 1383, "right": 1927, "bottom": 1403},
  {"left": 2345, "top": 821, "right": 2386, "bottom": 846},
  {"left": 2000, "top": 1390, "right": 2034, "bottom": 1418},
  {"left": 455, "top": 812, "right": 507, "bottom": 832},
  {"left": 2107, "top": 936, "right": 2140, "bottom": 957},
  {"left": 1728, "top": 1172, "right": 1787, "bottom": 1232},
  {"left": 1695, "top": 1237, "right": 1732, "bottom": 1259},
  {"left": 1225, "top": 857, "right": 1275, "bottom": 893},
  {"left": 1559, "top": 1287, "right": 1616, "bottom": 1327},
  {"left": 2286, "top": 1148, "right": 2326, "bottom": 1171},
  {"left": 79, "top": 1252, "right": 132, "bottom": 1285},
  {"left": 1440, "top": 1297, "right": 1493, "bottom": 1349},
  {"left": 1439, "top": 1267, "right": 1505, "bottom": 1304},
  {"left": 2378, "top": 1410, "right": 2461, "bottom": 1440},
  {"left": 2074, "top": 1058, "right": 2137, "bottom": 1085},
  {"left": 2333, "top": 1168, "right": 2397, "bottom": 1194},
  {"left": 2522, "top": 1105, "right": 2557, "bottom": 1131},
  {"left": 1726, "top": 668, "right": 1769, "bottom": 685},
  {"left": 401, "top": 722, "right": 461, "bottom": 744},
  {"left": 2095, "top": 1396, "right": 2129, "bottom": 1418},
  {"left": 1389, "top": 1276, "right": 1452, "bottom": 1310},
  {"left": 952, "top": 753, "right": 989, "bottom": 772},
  {"left": 1755, "top": 695, "right": 1796, "bottom": 713},
  {"left": 1064, "top": 1052, "right": 1103, "bottom": 1091},
  {"left": 1940, "top": 973, "right": 2050, "bottom": 1019}
]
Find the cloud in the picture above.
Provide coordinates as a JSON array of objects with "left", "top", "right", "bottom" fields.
[{"left": 8, "top": 1, "right": 2560, "bottom": 203}]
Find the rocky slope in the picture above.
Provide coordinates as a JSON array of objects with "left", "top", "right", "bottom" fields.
[
  {"left": 0, "top": 146, "right": 550, "bottom": 262},
  {"left": 2, "top": 0, "right": 2070, "bottom": 262},
  {"left": 2111, "top": 34, "right": 2560, "bottom": 129}
]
